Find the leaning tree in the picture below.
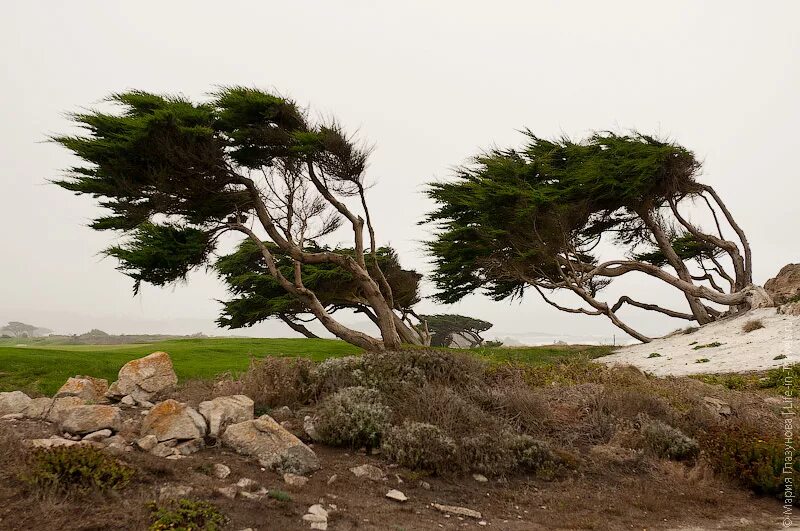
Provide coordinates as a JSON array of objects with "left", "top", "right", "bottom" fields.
[
  {"left": 425, "top": 132, "right": 771, "bottom": 343},
  {"left": 421, "top": 314, "right": 493, "bottom": 347},
  {"left": 54, "top": 88, "right": 428, "bottom": 350},
  {"left": 215, "top": 240, "right": 425, "bottom": 339}
]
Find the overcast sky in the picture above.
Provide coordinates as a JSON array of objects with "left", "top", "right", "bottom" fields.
[{"left": 1, "top": 1, "right": 798, "bottom": 344}]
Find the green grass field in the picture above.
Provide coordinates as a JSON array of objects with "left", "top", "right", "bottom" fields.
[{"left": 0, "top": 337, "right": 613, "bottom": 396}]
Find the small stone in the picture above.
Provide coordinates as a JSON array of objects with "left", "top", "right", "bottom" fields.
[
  {"left": 303, "top": 514, "right": 327, "bottom": 523},
  {"left": 386, "top": 489, "right": 408, "bottom": 502},
  {"left": 310, "top": 523, "right": 327, "bottom": 531},
  {"left": 236, "top": 477, "right": 259, "bottom": 490},
  {"left": 431, "top": 503, "right": 482, "bottom": 519},
  {"left": 136, "top": 434, "right": 158, "bottom": 451},
  {"left": 303, "top": 415, "right": 318, "bottom": 440},
  {"left": 83, "top": 429, "right": 112, "bottom": 442},
  {"left": 327, "top": 474, "right": 337, "bottom": 485},
  {"left": 216, "top": 486, "right": 237, "bottom": 499},
  {"left": 283, "top": 473, "right": 308, "bottom": 487},
  {"left": 350, "top": 464, "right": 385, "bottom": 481},
  {"left": 176, "top": 438, "right": 204, "bottom": 456},
  {"left": 240, "top": 489, "right": 266, "bottom": 500},
  {"left": 165, "top": 454, "right": 184, "bottom": 460},
  {"left": 473, "top": 473, "right": 488, "bottom": 483},
  {"left": 213, "top": 463, "right": 231, "bottom": 479},
  {"left": 479, "top": 521, "right": 487, "bottom": 526},
  {"left": 419, "top": 480, "right": 431, "bottom": 490},
  {"left": 307, "top": 504, "right": 328, "bottom": 518},
  {"left": 120, "top": 395, "right": 136, "bottom": 406},
  {"left": 1, "top": 413, "right": 24, "bottom": 420},
  {"left": 151, "top": 442, "right": 178, "bottom": 458}
]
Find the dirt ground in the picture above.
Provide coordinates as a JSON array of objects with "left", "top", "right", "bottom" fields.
[{"left": 0, "top": 418, "right": 786, "bottom": 531}]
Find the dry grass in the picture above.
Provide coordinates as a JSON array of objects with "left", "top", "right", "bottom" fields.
[{"left": 742, "top": 319, "right": 765, "bottom": 333}]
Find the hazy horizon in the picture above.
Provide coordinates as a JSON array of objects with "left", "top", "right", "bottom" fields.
[{"left": 2, "top": 1, "right": 798, "bottom": 345}]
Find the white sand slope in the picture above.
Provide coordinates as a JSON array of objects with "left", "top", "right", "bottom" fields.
[{"left": 600, "top": 308, "right": 800, "bottom": 376}]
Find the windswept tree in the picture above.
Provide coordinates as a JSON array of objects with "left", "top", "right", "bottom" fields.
[
  {"left": 421, "top": 314, "right": 493, "bottom": 347},
  {"left": 425, "top": 132, "right": 771, "bottom": 343},
  {"left": 54, "top": 87, "right": 428, "bottom": 350},
  {"left": 215, "top": 241, "right": 424, "bottom": 339},
  {"left": 1, "top": 321, "right": 45, "bottom": 338}
]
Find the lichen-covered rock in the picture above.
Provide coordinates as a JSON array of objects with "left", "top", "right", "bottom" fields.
[
  {"left": 23, "top": 397, "right": 53, "bottom": 419},
  {"left": 780, "top": 301, "right": 800, "bottom": 316},
  {"left": 55, "top": 376, "right": 109, "bottom": 402},
  {"left": 45, "top": 396, "right": 86, "bottom": 423},
  {"left": 0, "top": 391, "right": 32, "bottom": 416},
  {"left": 60, "top": 405, "right": 122, "bottom": 435},
  {"left": 107, "top": 351, "right": 178, "bottom": 402},
  {"left": 221, "top": 415, "right": 320, "bottom": 475},
  {"left": 765, "top": 263, "right": 800, "bottom": 305},
  {"left": 141, "top": 399, "right": 206, "bottom": 441},
  {"left": 198, "top": 395, "right": 254, "bottom": 437}
]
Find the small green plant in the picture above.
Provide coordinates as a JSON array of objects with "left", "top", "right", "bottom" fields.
[
  {"left": 21, "top": 446, "right": 134, "bottom": 494},
  {"left": 148, "top": 499, "right": 226, "bottom": 531},
  {"left": 683, "top": 327, "right": 699, "bottom": 335},
  {"left": 774, "top": 354, "right": 787, "bottom": 360},
  {"left": 693, "top": 342, "right": 722, "bottom": 350},
  {"left": 742, "top": 319, "right": 764, "bottom": 333},
  {"left": 700, "top": 423, "right": 799, "bottom": 497},
  {"left": 688, "top": 341, "right": 698, "bottom": 346},
  {"left": 314, "top": 386, "right": 391, "bottom": 450},
  {"left": 268, "top": 489, "right": 292, "bottom": 502},
  {"left": 695, "top": 358, "right": 710, "bottom": 363},
  {"left": 647, "top": 352, "right": 662, "bottom": 358},
  {"left": 382, "top": 422, "right": 456, "bottom": 474},
  {"left": 639, "top": 417, "right": 698, "bottom": 461}
]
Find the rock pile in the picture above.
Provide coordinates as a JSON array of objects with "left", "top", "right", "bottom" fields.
[{"left": 0, "top": 350, "right": 319, "bottom": 474}]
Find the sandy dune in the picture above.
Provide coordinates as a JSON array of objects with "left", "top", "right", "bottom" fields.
[{"left": 601, "top": 308, "right": 800, "bottom": 376}]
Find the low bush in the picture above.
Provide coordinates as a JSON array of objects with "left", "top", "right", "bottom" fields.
[
  {"left": 458, "top": 432, "right": 559, "bottom": 476},
  {"left": 700, "top": 422, "right": 798, "bottom": 497},
  {"left": 742, "top": 319, "right": 764, "bottom": 333},
  {"left": 148, "top": 499, "right": 226, "bottom": 531},
  {"left": 639, "top": 417, "right": 699, "bottom": 461},
  {"left": 382, "top": 421, "right": 456, "bottom": 474},
  {"left": 314, "top": 386, "right": 391, "bottom": 450},
  {"left": 214, "top": 356, "right": 315, "bottom": 409},
  {"left": 22, "top": 446, "right": 134, "bottom": 494}
]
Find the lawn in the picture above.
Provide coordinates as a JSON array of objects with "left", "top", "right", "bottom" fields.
[{"left": 0, "top": 338, "right": 614, "bottom": 396}]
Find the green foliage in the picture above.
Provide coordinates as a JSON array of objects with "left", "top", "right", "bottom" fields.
[
  {"left": 148, "top": 499, "right": 226, "bottom": 531},
  {"left": 268, "top": 489, "right": 292, "bottom": 502},
  {"left": 695, "top": 358, "right": 710, "bottom": 363},
  {"left": 424, "top": 131, "right": 702, "bottom": 304},
  {"left": 647, "top": 352, "right": 662, "bottom": 358},
  {"left": 421, "top": 314, "right": 493, "bottom": 347},
  {"left": 700, "top": 424, "right": 799, "bottom": 497},
  {"left": 382, "top": 422, "right": 456, "bottom": 474},
  {"left": 22, "top": 446, "right": 134, "bottom": 493},
  {"left": 634, "top": 233, "right": 722, "bottom": 267},
  {"left": 215, "top": 241, "right": 421, "bottom": 328},
  {"left": 314, "top": 386, "right": 391, "bottom": 450}
]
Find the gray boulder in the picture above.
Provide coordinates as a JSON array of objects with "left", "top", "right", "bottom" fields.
[
  {"left": 198, "top": 395, "right": 254, "bottom": 437},
  {"left": 221, "top": 415, "right": 319, "bottom": 475}
]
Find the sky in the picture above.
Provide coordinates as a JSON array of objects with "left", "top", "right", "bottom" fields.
[{"left": 1, "top": 1, "right": 798, "bottom": 344}]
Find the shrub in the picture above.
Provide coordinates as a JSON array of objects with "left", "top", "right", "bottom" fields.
[
  {"left": 22, "top": 446, "right": 134, "bottom": 494},
  {"left": 742, "top": 319, "right": 764, "bottom": 333},
  {"left": 459, "top": 433, "right": 515, "bottom": 475},
  {"left": 700, "top": 423, "right": 798, "bottom": 497},
  {"left": 509, "top": 434, "right": 558, "bottom": 471},
  {"left": 382, "top": 422, "right": 456, "bottom": 474},
  {"left": 314, "top": 386, "right": 391, "bottom": 450},
  {"left": 647, "top": 352, "right": 662, "bottom": 358},
  {"left": 214, "top": 356, "right": 315, "bottom": 410},
  {"left": 639, "top": 417, "right": 698, "bottom": 461},
  {"left": 148, "top": 499, "right": 226, "bottom": 531}
]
